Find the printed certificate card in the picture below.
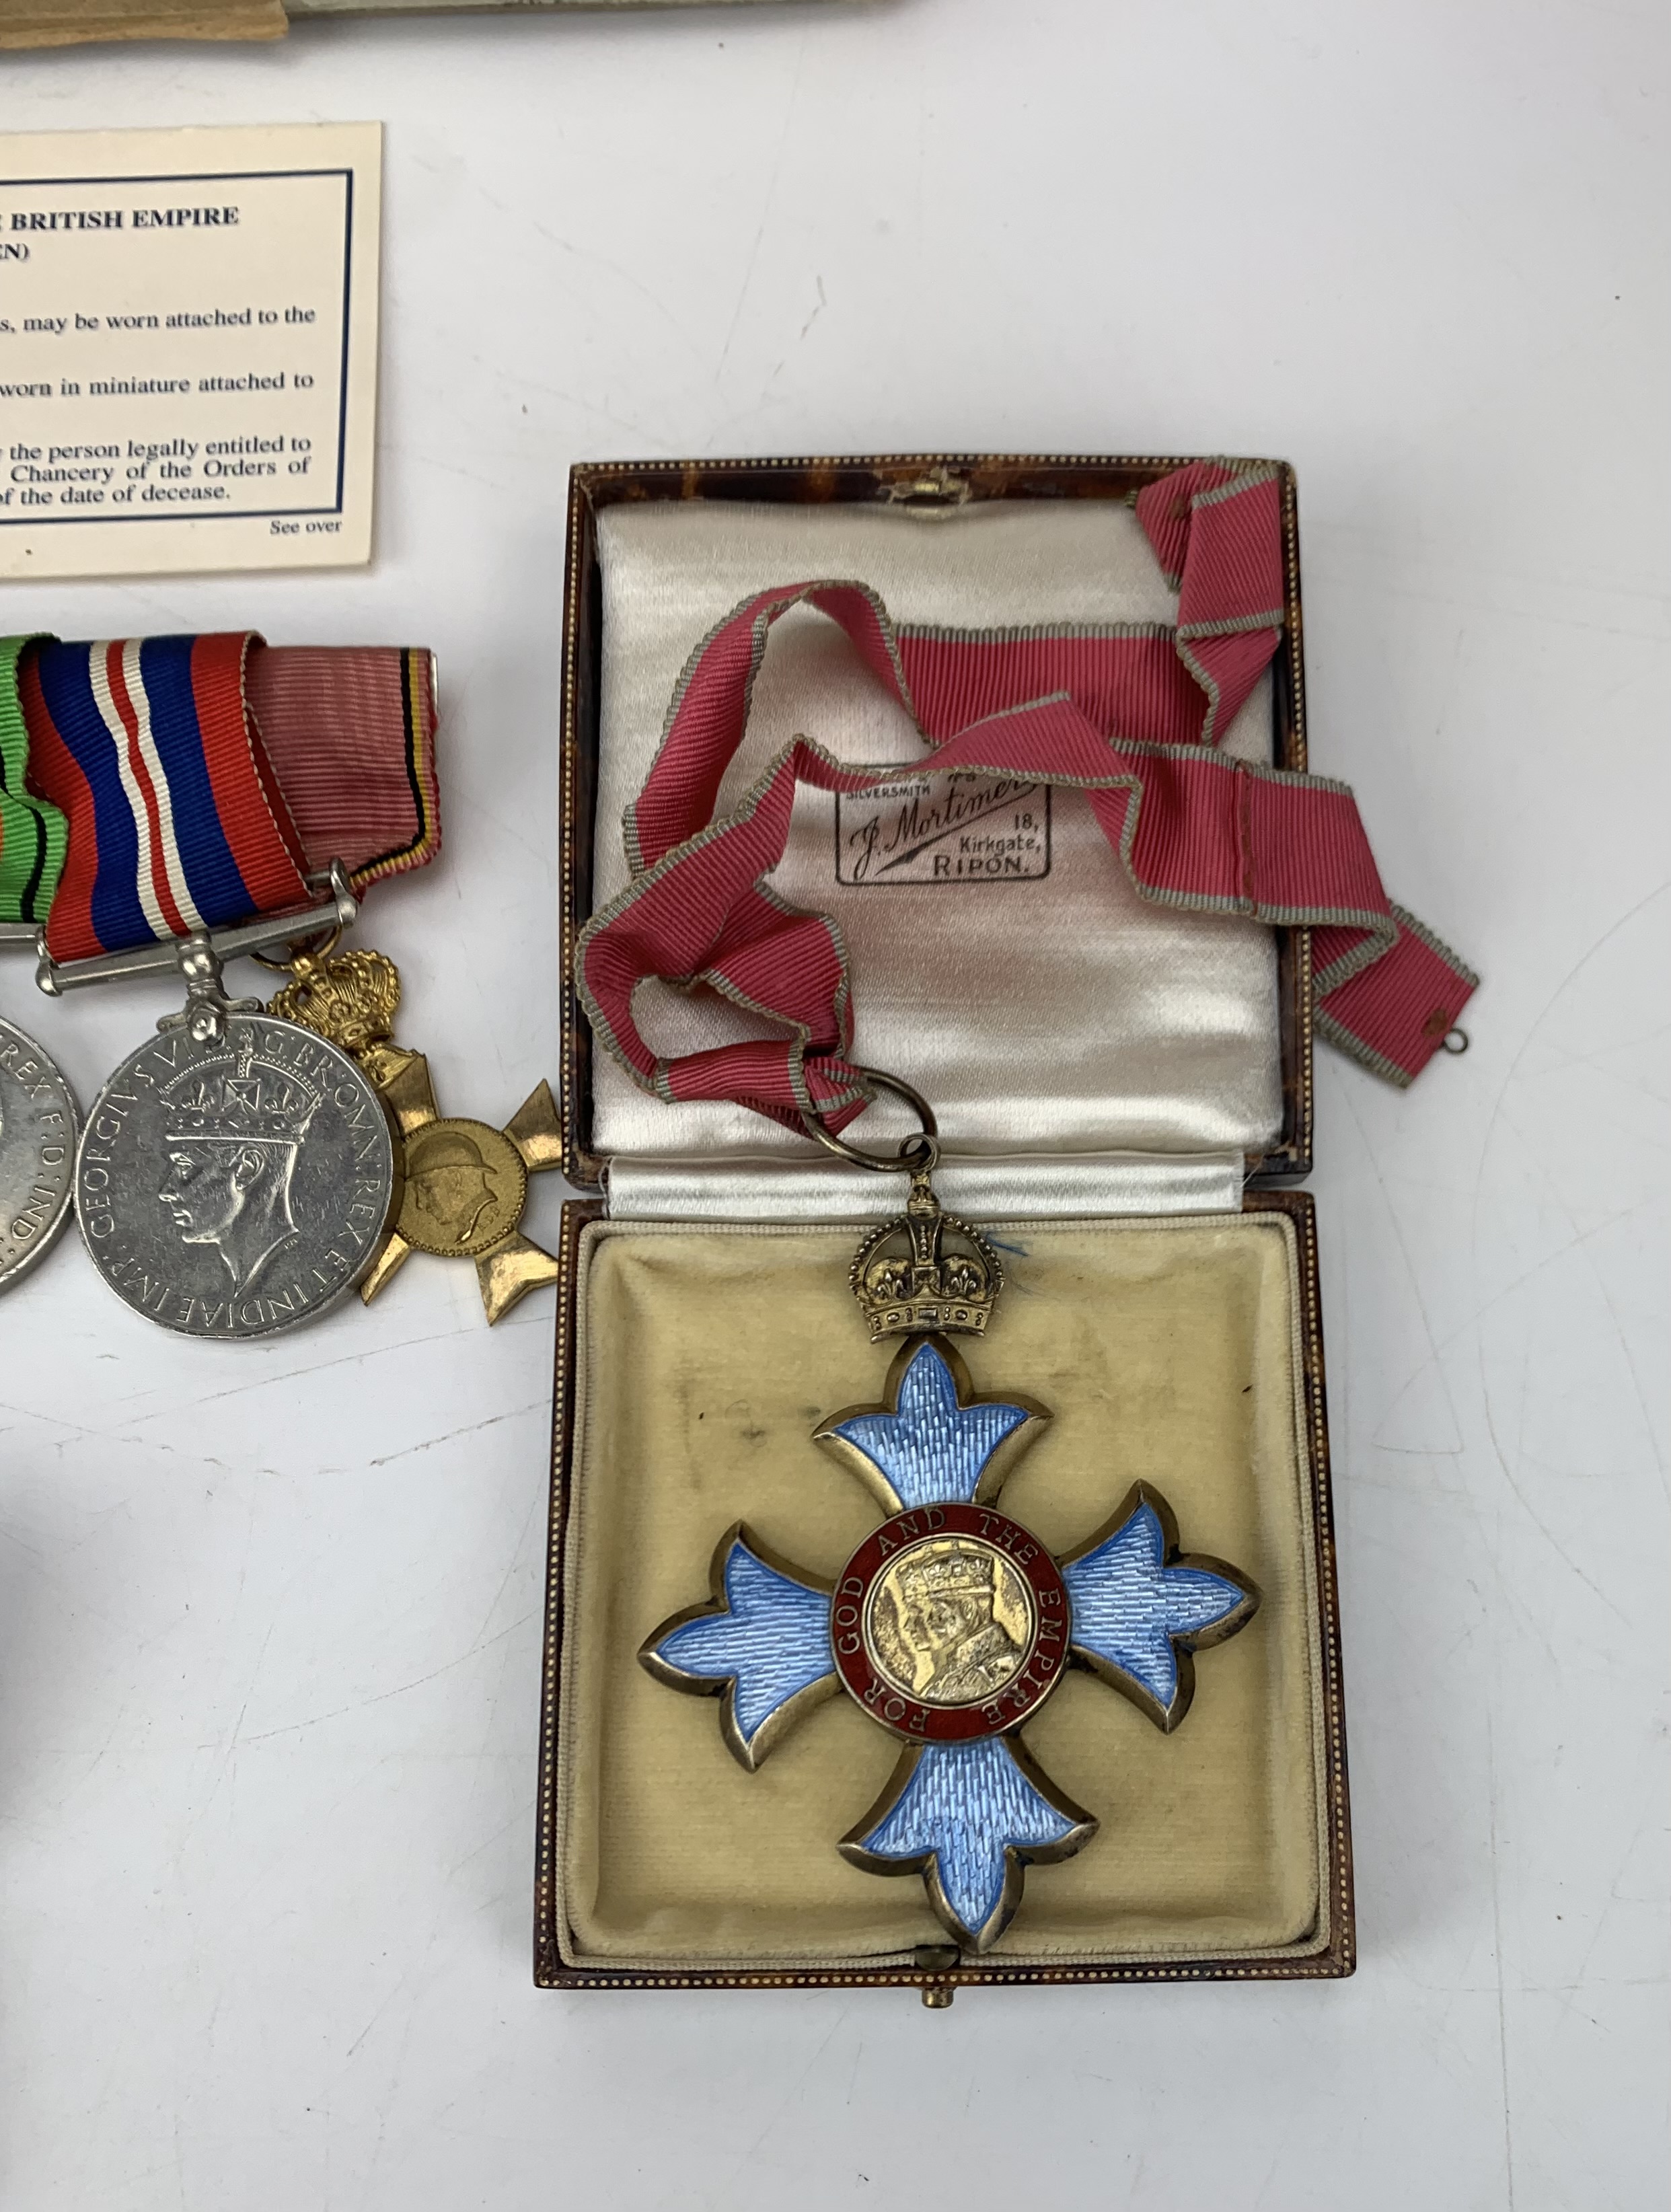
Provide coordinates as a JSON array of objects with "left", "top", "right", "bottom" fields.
[{"left": 0, "top": 122, "right": 380, "bottom": 579}]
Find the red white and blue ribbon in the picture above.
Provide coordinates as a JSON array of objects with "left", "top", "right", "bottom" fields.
[
  {"left": 24, "top": 633, "right": 308, "bottom": 961},
  {"left": 12, "top": 634, "right": 441, "bottom": 963}
]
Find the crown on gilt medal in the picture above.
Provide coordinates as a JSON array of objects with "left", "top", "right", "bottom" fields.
[{"left": 851, "top": 1168, "right": 1001, "bottom": 1341}]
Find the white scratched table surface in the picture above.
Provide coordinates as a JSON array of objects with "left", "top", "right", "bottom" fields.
[{"left": 0, "top": 4, "right": 1666, "bottom": 2207}]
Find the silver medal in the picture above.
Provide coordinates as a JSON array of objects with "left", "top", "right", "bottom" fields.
[
  {"left": 0, "top": 1014, "right": 79, "bottom": 1294},
  {"left": 75, "top": 1010, "right": 398, "bottom": 1339}
]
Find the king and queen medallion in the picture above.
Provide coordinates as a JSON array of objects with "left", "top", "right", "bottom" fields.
[{"left": 642, "top": 1088, "right": 1261, "bottom": 1954}]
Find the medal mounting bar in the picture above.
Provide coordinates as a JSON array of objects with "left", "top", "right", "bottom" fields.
[{"left": 32, "top": 860, "right": 359, "bottom": 1000}]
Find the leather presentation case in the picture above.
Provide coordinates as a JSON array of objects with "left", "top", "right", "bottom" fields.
[{"left": 537, "top": 454, "right": 1354, "bottom": 1999}]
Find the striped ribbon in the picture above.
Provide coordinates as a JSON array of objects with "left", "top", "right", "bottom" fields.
[
  {"left": 2, "top": 634, "right": 440, "bottom": 962},
  {"left": 579, "top": 464, "right": 1477, "bottom": 1131},
  {"left": 0, "top": 634, "right": 68, "bottom": 928}
]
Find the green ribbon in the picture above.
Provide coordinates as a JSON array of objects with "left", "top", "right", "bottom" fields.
[{"left": 0, "top": 635, "right": 67, "bottom": 926}]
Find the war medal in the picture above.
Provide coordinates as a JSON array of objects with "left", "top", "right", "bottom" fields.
[
  {"left": 9, "top": 631, "right": 455, "bottom": 1338},
  {"left": 71, "top": 917, "right": 398, "bottom": 1340},
  {"left": 266, "top": 944, "right": 564, "bottom": 1323},
  {"left": 640, "top": 1077, "right": 1260, "bottom": 1953}
]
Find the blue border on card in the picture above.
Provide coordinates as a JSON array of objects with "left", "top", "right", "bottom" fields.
[{"left": 0, "top": 167, "right": 359, "bottom": 528}]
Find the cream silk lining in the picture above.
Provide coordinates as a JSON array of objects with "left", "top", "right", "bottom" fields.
[
  {"left": 555, "top": 1214, "right": 1328, "bottom": 1972},
  {"left": 605, "top": 1150, "right": 1247, "bottom": 1222},
  {"left": 589, "top": 500, "right": 1284, "bottom": 1170}
]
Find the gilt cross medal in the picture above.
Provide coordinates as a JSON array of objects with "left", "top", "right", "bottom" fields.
[{"left": 642, "top": 1164, "right": 1261, "bottom": 1953}]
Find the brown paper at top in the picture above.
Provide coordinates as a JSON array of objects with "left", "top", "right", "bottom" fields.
[{"left": 0, "top": 0, "right": 283, "bottom": 45}]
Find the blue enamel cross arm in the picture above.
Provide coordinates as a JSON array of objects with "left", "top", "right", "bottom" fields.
[
  {"left": 1060, "top": 1488, "right": 1258, "bottom": 1730},
  {"left": 814, "top": 1337, "right": 1047, "bottom": 1512},
  {"left": 843, "top": 1736, "right": 1096, "bottom": 1951},
  {"left": 640, "top": 1526, "right": 838, "bottom": 1770}
]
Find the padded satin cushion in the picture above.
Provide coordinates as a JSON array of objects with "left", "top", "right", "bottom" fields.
[{"left": 588, "top": 499, "right": 1284, "bottom": 1167}]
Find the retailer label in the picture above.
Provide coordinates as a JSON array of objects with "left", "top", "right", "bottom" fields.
[
  {"left": 833, "top": 772, "right": 1051, "bottom": 887},
  {"left": 0, "top": 122, "right": 380, "bottom": 579}
]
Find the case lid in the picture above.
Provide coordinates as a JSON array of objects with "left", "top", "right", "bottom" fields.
[{"left": 582, "top": 486, "right": 1291, "bottom": 1179}]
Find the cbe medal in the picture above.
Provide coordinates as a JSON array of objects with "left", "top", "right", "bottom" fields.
[{"left": 642, "top": 1076, "right": 1261, "bottom": 1954}]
